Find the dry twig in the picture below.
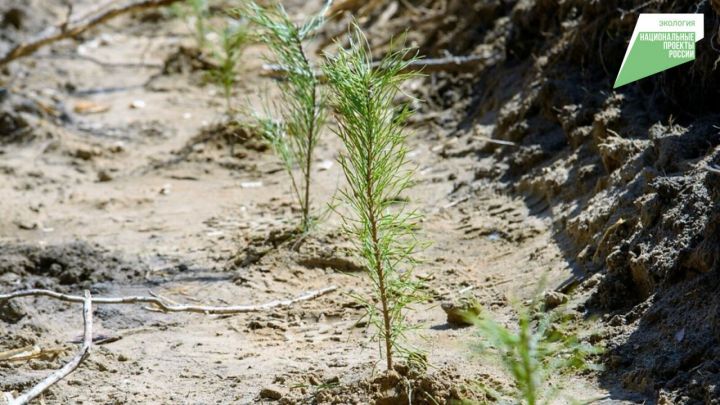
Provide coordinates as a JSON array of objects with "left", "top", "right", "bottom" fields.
[
  {"left": 0, "top": 286, "right": 337, "bottom": 314},
  {"left": 6, "top": 291, "right": 93, "bottom": 405},
  {"left": 0, "top": 0, "right": 183, "bottom": 66},
  {"left": 0, "top": 346, "right": 41, "bottom": 362},
  {"left": 472, "top": 135, "right": 517, "bottom": 146},
  {"left": 0, "top": 346, "right": 67, "bottom": 363}
]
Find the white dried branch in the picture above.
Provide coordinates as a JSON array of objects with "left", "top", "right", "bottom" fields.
[
  {"left": 8, "top": 291, "right": 93, "bottom": 405},
  {"left": 0, "top": 286, "right": 337, "bottom": 314}
]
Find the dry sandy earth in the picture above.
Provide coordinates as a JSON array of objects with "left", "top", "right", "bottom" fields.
[{"left": 0, "top": 3, "right": 629, "bottom": 404}]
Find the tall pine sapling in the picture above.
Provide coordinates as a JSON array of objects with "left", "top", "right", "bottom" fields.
[
  {"left": 323, "top": 28, "right": 425, "bottom": 371},
  {"left": 241, "top": 1, "right": 328, "bottom": 233}
]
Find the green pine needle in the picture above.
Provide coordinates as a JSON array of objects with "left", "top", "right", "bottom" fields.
[
  {"left": 323, "top": 26, "right": 426, "bottom": 372},
  {"left": 208, "top": 22, "right": 249, "bottom": 112},
  {"left": 473, "top": 299, "right": 603, "bottom": 405},
  {"left": 241, "top": 1, "right": 328, "bottom": 233}
]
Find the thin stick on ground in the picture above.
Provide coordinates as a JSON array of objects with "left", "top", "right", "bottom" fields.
[
  {"left": 0, "top": 286, "right": 337, "bottom": 315},
  {"left": 7, "top": 291, "right": 93, "bottom": 405},
  {"left": 0, "top": 0, "right": 184, "bottom": 66}
]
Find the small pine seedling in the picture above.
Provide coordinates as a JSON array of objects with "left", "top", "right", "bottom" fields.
[
  {"left": 323, "top": 28, "right": 426, "bottom": 372},
  {"left": 473, "top": 299, "right": 602, "bottom": 405},
  {"left": 242, "top": 1, "right": 328, "bottom": 233},
  {"left": 208, "top": 22, "right": 249, "bottom": 112},
  {"left": 175, "top": 0, "right": 210, "bottom": 50}
]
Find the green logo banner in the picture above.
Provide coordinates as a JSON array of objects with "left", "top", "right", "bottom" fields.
[{"left": 614, "top": 14, "right": 704, "bottom": 88}]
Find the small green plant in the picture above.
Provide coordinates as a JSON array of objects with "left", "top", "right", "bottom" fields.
[
  {"left": 241, "top": 1, "right": 328, "bottom": 233},
  {"left": 208, "top": 22, "right": 249, "bottom": 112},
  {"left": 472, "top": 299, "right": 602, "bottom": 405},
  {"left": 323, "top": 27, "right": 425, "bottom": 372},
  {"left": 172, "top": 0, "right": 210, "bottom": 50}
]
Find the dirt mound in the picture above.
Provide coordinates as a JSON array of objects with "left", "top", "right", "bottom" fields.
[
  {"left": 232, "top": 225, "right": 362, "bottom": 272},
  {"left": 161, "top": 46, "right": 217, "bottom": 75},
  {"left": 0, "top": 90, "right": 52, "bottom": 144},
  {"left": 0, "top": 241, "right": 145, "bottom": 289},
  {"left": 274, "top": 365, "right": 483, "bottom": 404},
  {"left": 345, "top": 0, "right": 720, "bottom": 401},
  {"left": 149, "top": 119, "right": 267, "bottom": 171}
]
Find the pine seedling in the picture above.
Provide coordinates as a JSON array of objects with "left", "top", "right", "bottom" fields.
[
  {"left": 241, "top": 1, "right": 328, "bottom": 233},
  {"left": 472, "top": 299, "right": 602, "bottom": 405},
  {"left": 172, "top": 0, "right": 210, "bottom": 50},
  {"left": 188, "top": 0, "right": 209, "bottom": 50},
  {"left": 323, "top": 28, "right": 426, "bottom": 372},
  {"left": 208, "top": 22, "right": 249, "bottom": 112}
]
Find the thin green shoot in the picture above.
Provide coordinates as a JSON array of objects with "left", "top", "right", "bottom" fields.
[
  {"left": 472, "top": 297, "right": 603, "bottom": 405},
  {"left": 208, "top": 22, "right": 249, "bottom": 113},
  {"left": 323, "top": 26, "right": 426, "bottom": 372},
  {"left": 240, "top": 1, "right": 328, "bottom": 234},
  {"left": 172, "top": 0, "right": 210, "bottom": 50}
]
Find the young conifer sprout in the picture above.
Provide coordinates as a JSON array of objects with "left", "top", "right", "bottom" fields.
[
  {"left": 241, "top": 1, "right": 328, "bottom": 233},
  {"left": 473, "top": 298, "right": 602, "bottom": 404},
  {"left": 174, "top": 0, "right": 210, "bottom": 52},
  {"left": 208, "top": 22, "right": 248, "bottom": 112},
  {"left": 323, "top": 28, "right": 426, "bottom": 372}
]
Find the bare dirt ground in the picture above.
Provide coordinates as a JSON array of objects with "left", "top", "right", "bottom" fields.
[{"left": 0, "top": 2, "right": 620, "bottom": 404}]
